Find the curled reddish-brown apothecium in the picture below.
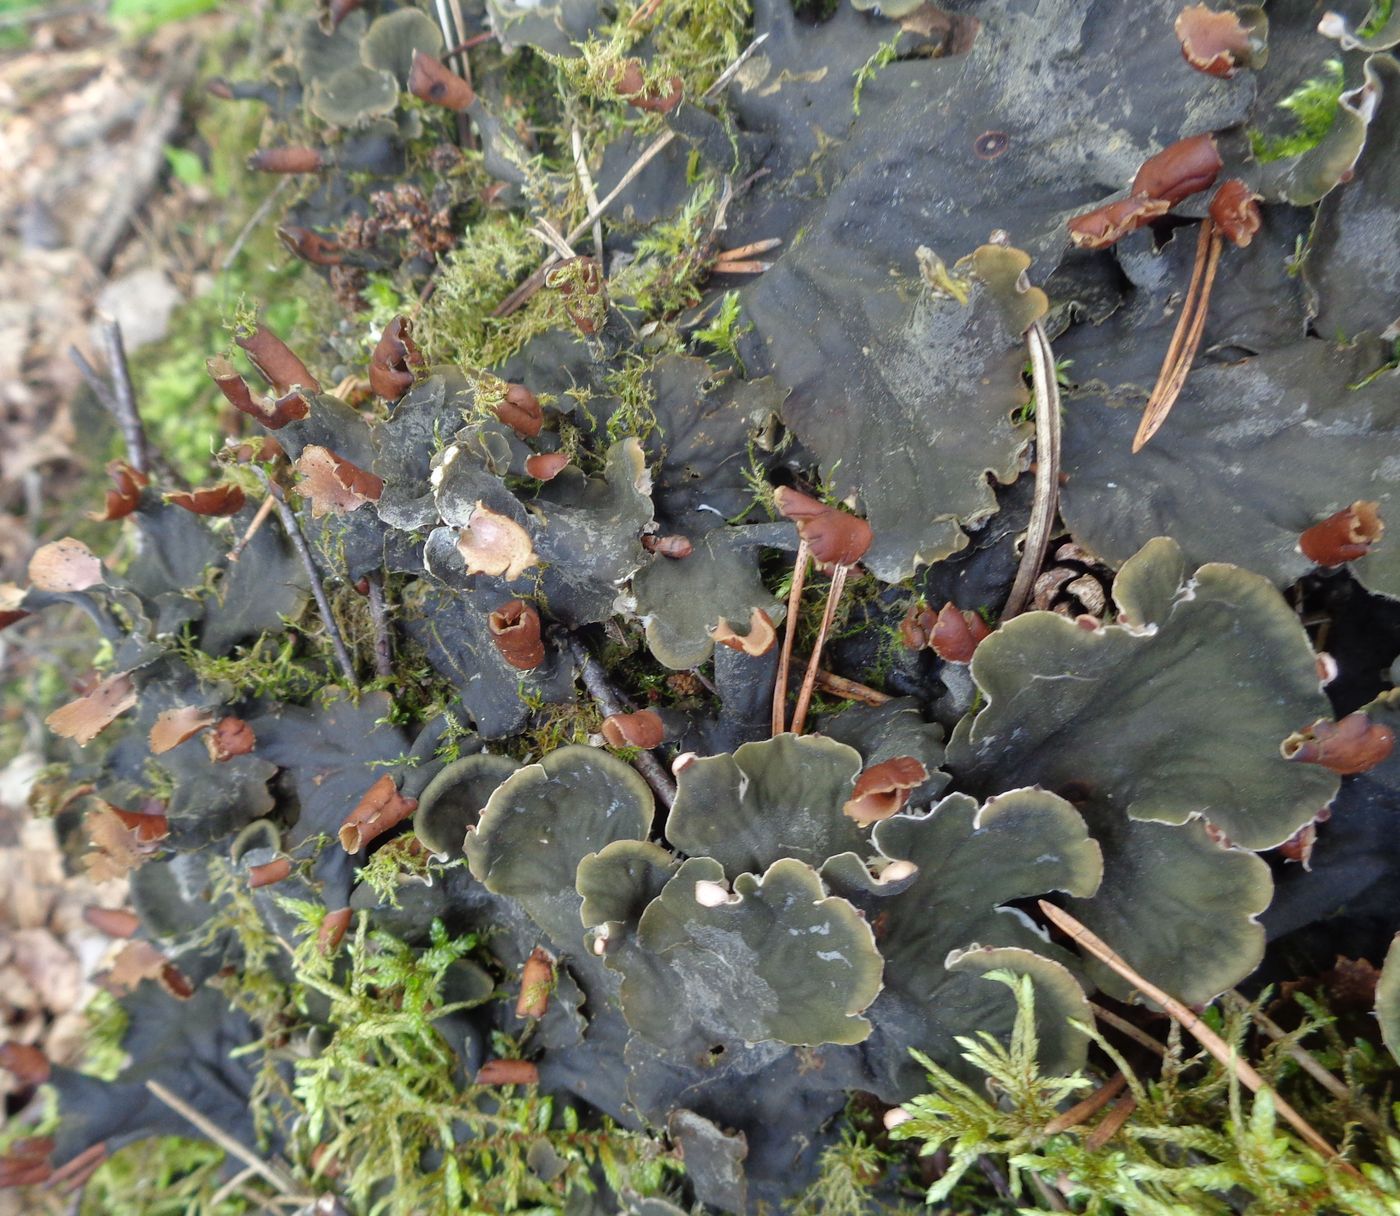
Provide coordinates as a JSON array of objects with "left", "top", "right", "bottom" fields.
[
  {"left": 1131, "top": 133, "right": 1223, "bottom": 205},
  {"left": 1283, "top": 712, "right": 1395, "bottom": 774},
  {"left": 525, "top": 452, "right": 571, "bottom": 481},
  {"left": 409, "top": 48, "right": 476, "bottom": 111},
  {"left": 493, "top": 383, "right": 543, "bottom": 438},
  {"left": 611, "top": 58, "right": 684, "bottom": 113},
  {"left": 601, "top": 709, "right": 667, "bottom": 749},
  {"left": 641, "top": 533, "right": 693, "bottom": 559},
  {"left": 369, "top": 315, "right": 424, "bottom": 400},
  {"left": 773, "top": 487, "right": 873, "bottom": 567},
  {"left": 1208, "top": 178, "right": 1263, "bottom": 247},
  {"left": 277, "top": 225, "right": 343, "bottom": 266},
  {"left": 248, "top": 145, "right": 326, "bottom": 174},
  {"left": 843, "top": 756, "right": 930, "bottom": 826},
  {"left": 488, "top": 599, "right": 546, "bottom": 671},
  {"left": 88, "top": 461, "right": 148, "bottom": 522},
  {"left": 711, "top": 607, "right": 778, "bottom": 656},
  {"left": 1299, "top": 501, "right": 1383, "bottom": 566},
  {"left": 236, "top": 324, "right": 322, "bottom": 396},
  {"left": 339, "top": 774, "right": 418, "bottom": 853},
  {"left": 1067, "top": 195, "right": 1170, "bottom": 250},
  {"left": 1175, "top": 5, "right": 1255, "bottom": 76},
  {"left": 167, "top": 484, "right": 247, "bottom": 517},
  {"left": 207, "top": 355, "right": 311, "bottom": 429},
  {"left": 516, "top": 947, "right": 555, "bottom": 1019},
  {"left": 318, "top": 907, "right": 354, "bottom": 956},
  {"left": 928, "top": 603, "right": 993, "bottom": 663}
]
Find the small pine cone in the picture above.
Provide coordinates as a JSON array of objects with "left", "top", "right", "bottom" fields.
[{"left": 1031, "top": 540, "right": 1114, "bottom": 619}]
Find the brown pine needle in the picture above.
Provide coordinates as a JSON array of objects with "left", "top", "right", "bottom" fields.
[
  {"left": 1085, "top": 1093, "right": 1137, "bottom": 1150},
  {"left": 628, "top": 0, "right": 664, "bottom": 25},
  {"left": 790, "top": 562, "right": 849, "bottom": 736},
  {"left": 772, "top": 539, "right": 810, "bottom": 735},
  {"left": 1045, "top": 1072, "right": 1128, "bottom": 1135},
  {"left": 1038, "top": 901, "right": 1361, "bottom": 1176},
  {"left": 714, "top": 237, "right": 783, "bottom": 261},
  {"left": 710, "top": 259, "right": 771, "bottom": 274},
  {"left": 1133, "top": 218, "right": 1222, "bottom": 453}
]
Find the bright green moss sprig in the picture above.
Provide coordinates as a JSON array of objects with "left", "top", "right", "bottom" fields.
[{"left": 1250, "top": 61, "right": 1346, "bottom": 163}]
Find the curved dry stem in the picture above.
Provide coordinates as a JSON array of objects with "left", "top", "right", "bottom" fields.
[
  {"left": 1003, "top": 320, "right": 1062, "bottom": 618},
  {"left": 790, "top": 562, "right": 849, "bottom": 736},
  {"left": 771, "top": 538, "right": 810, "bottom": 735}
]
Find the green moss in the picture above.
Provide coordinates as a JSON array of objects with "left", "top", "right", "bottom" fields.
[
  {"left": 852, "top": 34, "right": 901, "bottom": 118},
  {"left": 78, "top": 1136, "right": 251, "bottom": 1216},
  {"left": 78, "top": 991, "right": 131, "bottom": 1081},
  {"left": 354, "top": 832, "right": 464, "bottom": 908},
  {"left": 416, "top": 212, "right": 560, "bottom": 369},
  {"left": 289, "top": 915, "right": 681, "bottom": 1214},
  {"left": 176, "top": 629, "right": 332, "bottom": 703},
  {"left": 1250, "top": 61, "right": 1346, "bottom": 164},
  {"left": 889, "top": 974, "right": 1400, "bottom": 1214},
  {"left": 1360, "top": 0, "right": 1395, "bottom": 38}
]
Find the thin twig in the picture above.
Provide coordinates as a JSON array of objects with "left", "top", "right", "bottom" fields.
[
  {"left": 228, "top": 494, "right": 276, "bottom": 563},
  {"left": 208, "top": 1164, "right": 262, "bottom": 1209},
  {"left": 806, "top": 665, "right": 890, "bottom": 706},
  {"left": 1045, "top": 1072, "right": 1127, "bottom": 1135},
  {"left": 1039, "top": 902, "right": 1361, "bottom": 1175},
  {"left": 790, "top": 562, "right": 848, "bottom": 735},
  {"left": 366, "top": 573, "right": 394, "bottom": 680},
  {"left": 772, "top": 538, "right": 810, "bottom": 735},
  {"left": 68, "top": 345, "right": 121, "bottom": 417},
  {"left": 145, "top": 1081, "right": 301, "bottom": 1197},
  {"left": 571, "top": 125, "right": 605, "bottom": 266},
  {"left": 564, "top": 635, "right": 677, "bottom": 808},
  {"left": 709, "top": 258, "right": 770, "bottom": 274},
  {"left": 255, "top": 472, "right": 358, "bottom": 689},
  {"left": 1003, "top": 320, "right": 1061, "bottom": 618},
  {"left": 1088, "top": 1002, "right": 1168, "bottom": 1058},
  {"left": 976, "top": 1155, "right": 1012, "bottom": 1200},
  {"left": 1223, "top": 990, "right": 1351, "bottom": 1103},
  {"left": 529, "top": 217, "right": 577, "bottom": 261},
  {"left": 494, "top": 32, "right": 769, "bottom": 319},
  {"left": 221, "top": 178, "right": 289, "bottom": 272},
  {"left": 96, "top": 319, "right": 150, "bottom": 473}
]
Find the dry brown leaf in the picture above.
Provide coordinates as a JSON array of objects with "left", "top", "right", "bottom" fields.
[
  {"left": 27, "top": 537, "right": 104, "bottom": 592},
  {"left": 149, "top": 705, "right": 215, "bottom": 755},
  {"left": 45, "top": 673, "right": 136, "bottom": 745}
]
